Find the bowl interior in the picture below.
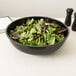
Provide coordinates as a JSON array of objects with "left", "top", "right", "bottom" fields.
[{"left": 6, "top": 16, "right": 69, "bottom": 47}]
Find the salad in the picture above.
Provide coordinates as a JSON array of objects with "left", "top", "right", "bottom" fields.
[{"left": 9, "top": 18, "right": 66, "bottom": 46}]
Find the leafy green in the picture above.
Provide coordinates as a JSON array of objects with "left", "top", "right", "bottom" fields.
[
  {"left": 50, "top": 23, "right": 59, "bottom": 27},
  {"left": 30, "top": 28, "right": 36, "bottom": 34},
  {"left": 35, "top": 24, "right": 41, "bottom": 33},
  {"left": 9, "top": 18, "right": 66, "bottom": 46},
  {"left": 49, "top": 36, "right": 55, "bottom": 45},
  {"left": 38, "top": 18, "right": 44, "bottom": 24},
  {"left": 26, "top": 18, "right": 34, "bottom": 25}
]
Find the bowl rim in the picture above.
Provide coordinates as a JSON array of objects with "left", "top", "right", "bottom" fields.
[{"left": 6, "top": 16, "right": 69, "bottom": 47}]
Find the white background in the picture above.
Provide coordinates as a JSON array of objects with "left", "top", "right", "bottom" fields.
[{"left": 0, "top": 0, "right": 76, "bottom": 18}]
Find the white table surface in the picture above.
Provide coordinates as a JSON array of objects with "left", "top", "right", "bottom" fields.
[{"left": 0, "top": 17, "right": 76, "bottom": 76}]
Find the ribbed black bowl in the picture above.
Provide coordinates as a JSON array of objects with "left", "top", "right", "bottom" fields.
[{"left": 6, "top": 16, "right": 69, "bottom": 55}]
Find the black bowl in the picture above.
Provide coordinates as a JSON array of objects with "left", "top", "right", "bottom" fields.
[{"left": 6, "top": 16, "right": 69, "bottom": 55}]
